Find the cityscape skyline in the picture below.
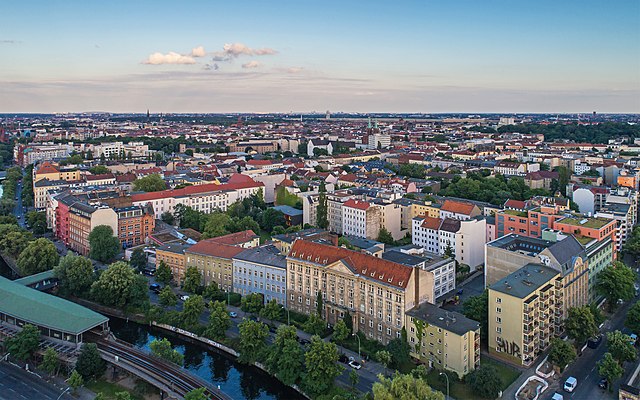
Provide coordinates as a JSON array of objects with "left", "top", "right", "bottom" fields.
[{"left": 1, "top": 0, "right": 639, "bottom": 113}]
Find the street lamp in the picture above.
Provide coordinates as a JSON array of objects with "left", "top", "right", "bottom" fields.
[
  {"left": 439, "top": 372, "right": 449, "bottom": 400},
  {"left": 352, "top": 333, "right": 361, "bottom": 360},
  {"left": 56, "top": 387, "right": 71, "bottom": 400}
]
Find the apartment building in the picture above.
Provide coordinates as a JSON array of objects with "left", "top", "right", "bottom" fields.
[
  {"left": 131, "top": 176, "right": 264, "bottom": 216},
  {"left": 115, "top": 205, "right": 155, "bottom": 248},
  {"left": 68, "top": 203, "right": 118, "bottom": 256},
  {"left": 488, "top": 264, "right": 562, "bottom": 367},
  {"left": 439, "top": 200, "right": 481, "bottom": 220},
  {"left": 406, "top": 302, "right": 480, "bottom": 378},
  {"left": 286, "top": 240, "right": 434, "bottom": 345},
  {"left": 496, "top": 200, "right": 566, "bottom": 239},
  {"left": 33, "top": 161, "right": 81, "bottom": 183},
  {"left": 15, "top": 143, "right": 73, "bottom": 167},
  {"left": 341, "top": 199, "right": 381, "bottom": 240},
  {"left": 156, "top": 243, "right": 190, "bottom": 284},
  {"left": 184, "top": 240, "right": 244, "bottom": 291},
  {"left": 271, "top": 228, "right": 336, "bottom": 255},
  {"left": 596, "top": 203, "right": 634, "bottom": 251},
  {"left": 233, "top": 245, "right": 288, "bottom": 305},
  {"left": 327, "top": 190, "right": 356, "bottom": 234},
  {"left": 570, "top": 185, "right": 609, "bottom": 215}
]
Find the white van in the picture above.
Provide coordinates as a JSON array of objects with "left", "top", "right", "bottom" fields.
[{"left": 564, "top": 376, "right": 578, "bottom": 392}]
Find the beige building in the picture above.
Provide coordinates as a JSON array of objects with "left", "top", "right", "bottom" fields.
[
  {"left": 406, "top": 302, "right": 480, "bottom": 378},
  {"left": 286, "top": 240, "right": 434, "bottom": 345},
  {"left": 488, "top": 264, "right": 562, "bottom": 366},
  {"left": 184, "top": 241, "right": 244, "bottom": 291},
  {"left": 68, "top": 203, "right": 118, "bottom": 256},
  {"left": 156, "top": 243, "right": 190, "bottom": 284}
]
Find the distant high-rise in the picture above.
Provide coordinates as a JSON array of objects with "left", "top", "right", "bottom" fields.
[{"left": 325, "top": 110, "right": 330, "bottom": 120}]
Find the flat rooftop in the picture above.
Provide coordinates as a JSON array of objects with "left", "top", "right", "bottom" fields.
[
  {"left": 556, "top": 216, "right": 613, "bottom": 229},
  {"left": 490, "top": 263, "right": 559, "bottom": 299},
  {"left": 406, "top": 302, "right": 479, "bottom": 336}
]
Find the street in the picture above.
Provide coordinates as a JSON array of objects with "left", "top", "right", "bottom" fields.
[
  {"left": 13, "top": 177, "right": 26, "bottom": 228},
  {"left": 0, "top": 362, "right": 73, "bottom": 400}
]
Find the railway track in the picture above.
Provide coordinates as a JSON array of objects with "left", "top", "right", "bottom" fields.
[{"left": 88, "top": 333, "right": 225, "bottom": 399}]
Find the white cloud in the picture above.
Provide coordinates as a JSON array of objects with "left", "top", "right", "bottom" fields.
[
  {"left": 142, "top": 52, "right": 196, "bottom": 65},
  {"left": 191, "top": 46, "right": 206, "bottom": 57},
  {"left": 242, "top": 61, "right": 261, "bottom": 69},
  {"left": 287, "top": 67, "right": 304, "bottom": 74},
  {"left": 212, "top": 43, "right": 277, "bottom": 61}
]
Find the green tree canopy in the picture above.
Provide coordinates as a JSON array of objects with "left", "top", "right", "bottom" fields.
[
  {"left": 596, "top": 261, "right": 636, "bottom": 310},
  {"left": 6, "top": 324, "right": 40, "bottom": 361},
  {"left": 241, "top": 293, "right": 264, "bottom": 314},
  {"left": 548, "top": 338, "right": 576, "bottom": 371},
  {"left": 238, "top": 319, "right": 269, "bottom": 364},
  {"left": 184, "top": 388, "right": 208, "bottom": 400},
  {"left": 607, "top": 330, "right": 637, "bottom": 365},
  {"left": 204, "top": 301, "right": 231, "bottom": 341},
  {"left": 626, "top": 301, "right": 640, "bottom": 333},
  {"left": 89, "top": 165, "right": 110, "bottom": 175},
  {"left": 373, "top": 372, "right": 445, "bottom": 400},
  {"left": 91, "top": 261, "right": 148, "bottom": 309},
  {"left": 565, "top": 306, "right": 599, "bottom": 346},
  {"left": 158, "top": 286, "right": 177, "bottom": 307},
  {"left": 155, "top": 260, "right": 173, "bottom": 285},
  {"left": 466, "top": 364, "right": 503, "bottom": 399},
  {"left": 54, "top": 254, "right": 94, "bottom": 296},
  {"left": 598, "top": 352, "right": 624, "bottom": 391},
  {"left": 41, "top": 347, "right": 60, "bottom": 376},
  {"left": 75, "top": 343, "right": 105, "bottom": 380},
  {"left": 181, "top": 295, "right": 205, "bottom": 329},
  {"left": 129, "top": 248, "right": 147, "bottom": 272},
  {"left": 377, "top": 227, "right": 394, "bottom": 245},
  {"left": 68, "top": 370, "right": 84, "bottom": 393},
  {"left": 150, "top": 338, "right": 183, "bottom": 366},
  {"left": 302, "top": 335, "right": 343, "bottom": 396},
  {"left": 259, "top": 299, "right": 283, "bottom": 321},
  {"left": 133, "top": 174, "right": 166, "bottom": 192},
  {"left": 88, "top": 225, "right": 121, "bottom": 262},
  {"left": 16, "top": 238, "right": 59, "bottom": 276},
  {"left": 332, "top": 319, "right": 350, "bottom": 343},
  {"left": 182, "top": 266, "right": 203, "bottom": 294},
  {"left": 267, "top": 324, "right": 304, "bottom": 386}
]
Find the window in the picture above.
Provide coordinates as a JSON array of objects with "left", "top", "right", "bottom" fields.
[
  {"left": 496, "top": 307, "right": 502, "bottom": 313},
  {"left": 496, "top": 317, "right": 502, "bottom": 323},
  {"left": 496, "top": 297, "right": 502, "bottom": 304},
  {"left": 496, "top": 327, "right": 502, "bottom": 333}
]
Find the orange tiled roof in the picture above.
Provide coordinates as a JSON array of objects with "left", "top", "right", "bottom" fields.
[
  {"left": 344, "top": 199, "right": 370, "bottom": 210},
  {"left": 420, "top": 216, "right": 443, "bottom": 230},
  {"left": 288, "top": 240, "right": 413, "bottom": 289},
  {"left": 36, "top": 161, "right": 60, "bottom": 175},
  {"left": 185, "top": 241, "right": 245, "bottom": 259},
  {"left": 441, "top": 200, "right": 475, "bottom": 215},
  {"left": 131, "top": 179, "right": 263, "bottom": 202},
  {"left": 209, "top": 230, "right": 258, "bottom": 246}
]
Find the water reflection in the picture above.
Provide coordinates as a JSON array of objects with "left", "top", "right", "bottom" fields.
[{"left": 109, "top": 318, "right": 303, "bottom": 400}]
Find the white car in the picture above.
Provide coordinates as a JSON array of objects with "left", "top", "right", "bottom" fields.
[
  {"left": 563, "top": 377, "right": 577, "bottom": 393},
  {"left": 551, "top": 393, "right": 564, "bottom": 400},
  {"left": 348, "top": 360, "right": 361, "bottom": 370},
  {"left": 180, "top": 295, "right": 190, "bottom": 301}
]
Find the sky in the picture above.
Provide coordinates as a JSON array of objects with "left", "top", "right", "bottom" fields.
[{"left": 1, "top": 0, "right": 639, "bottom": 113}]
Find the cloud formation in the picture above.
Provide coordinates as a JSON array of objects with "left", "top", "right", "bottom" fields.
[
  {"left": 242, "top": 61, "right": 261, "bottom": 69},
  {"left": 212, "top": 43, "right": 277, "bottom": 61},
  {"left": 142, "top": 52, "right": 196, "bottom": 65},
  {"left": 191, "top": 46, "right": 206, "bottom": 57}
]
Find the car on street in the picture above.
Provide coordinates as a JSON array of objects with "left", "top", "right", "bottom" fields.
[
  {"left": 298, "top": 337, "right": 311, "bottom": 346},
  {"left": 551, "top": 393, "right": 563, "bottom": 400},
  {"left": 587, "top": 335, "right": 602, "bottom": 348},
  {"left": 598, "top": 378, "right": 608, "bottom": 390},
  {"left": 348, "top": 360, "right": 362, "bottom": 370},
  {"left": 563, "top": 377, "right": 577, "bottom": 393},
  {"left": 338, "top": 354, "right": 349, "bottom": 364},
  {"left": 268, "top": 325, "right": 277, "bottom": 334},
  {"left": 180, "top": 295, "right": 190, "bottom": 301},
  {"left": 229, "top": 311, "right": 238, "bottom": 318},
  {"left": 149, "top": 283, "right": 161, "bottom": 293},
  {"left": 630, "top": 333, "right": 638, "bottom": 346}
]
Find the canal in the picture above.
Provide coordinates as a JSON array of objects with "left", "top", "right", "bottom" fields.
[{"left": 109, "top": 318, "right": 304, "bottom": 400}]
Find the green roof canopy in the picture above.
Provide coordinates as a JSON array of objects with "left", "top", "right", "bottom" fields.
[{"left": 0, "top": 276, "right": 108, "bottom": 335}]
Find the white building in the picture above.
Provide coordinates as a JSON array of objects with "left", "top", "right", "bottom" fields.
[{"left": 368, "top": 134, "right": 391, "bottom": 150}]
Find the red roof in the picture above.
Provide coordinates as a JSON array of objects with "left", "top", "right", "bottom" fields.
[
  {"left": 344, "top": 199, "right": 370, "bottom": 210},
  {"left": 504, "top": 199, "right": 526, "bottom": 210},
  {"left": 288, "top": 240, "right": 413, "bottom": 289},
  {"left": 227, "top": 173, "right": 255, "bottom": 184},
  {"left": 131, "top": 179, "right": 264, "bottom": 202},
  {"left": 247, "top": 160, "right": 273, "bottom": 166},
  {"left": 185, "top": 241, "right": 245, "bottom": 259},
  {"left": 116, "top": 173, "right": 136, "bottom": 183},
  {"left": 441, "top": 200, "right": 475, "bottom": 215},
  {"left": 86, "top": 173, "right": 115, "bottom": 181},
  {"left": 36, "top": 161, "right": 60, "bottom": 175},
  {"left": 420, "top": 216, "right": 443, "bottom": 230},
  {"left": 209, "top": 230, "right": 258, "bottom": 246}
]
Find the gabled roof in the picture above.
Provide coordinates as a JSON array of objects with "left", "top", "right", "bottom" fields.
[
  {"left": 504, "top": 199, "right": 527, "bottom": 209},
  {"left": 35, "top": 161, "right": 60, "bottom": 175},
  {"left": 441, "top": 200, "right": 476, "bottom": 215},
  {"left": 185, "top": 241, "right": 245, "bottom": 259},
  {"left": 288, "top": 240, "right": 413, "bottom": 289},
  {"left": 344, "top": 199, "right": 370, "bottom": 210},
  {"left": 208, "top": 230, "right": 258, "bottom": 246},
  {"left": 234, "top": 245, "right": 286, "bottom": 269},
  {"left": 439, "top": 218, "right": 461, "bottom": 233},
  {"left": 420, "top": 216, "right": 443, "bottom": 230},
  {"left": 130, "top": 179, "right": 263, "bottom": 202}
]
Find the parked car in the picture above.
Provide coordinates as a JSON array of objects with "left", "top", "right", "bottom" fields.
[
  {"left": 338, "top": 354, "right": 349, "bottom": 364},
  {"left": 268, "top": 325, "right": 277, "bottom": 334},
  {"left": 587, "top": 335, "right": 602, "bottom": 349},
  {"left": 551, "top": 393, "right": 563, "bottom": 400},
  {"left": 630, "top": 333, "right": 638, "bottom": 346},
  {"left": 348, "top": 360, "right": 362, "bottom": 370},
  {"left": 563, "top": 377, "right": 578, "bottom": 393},
  {"left": 298, "top": 337, "right": 311, "bottom": 346},
  {"left": 229, "top": 311, "right": 238, "bottom": 318},
  {"left": 598, "top": 378, "right": 608, "bottom": 390},
  {"left": 180, "top": 295, "right": 190, "bottom": 301},
  {"left": 149, "top": 283, "right": 161, "bottom": 293}
]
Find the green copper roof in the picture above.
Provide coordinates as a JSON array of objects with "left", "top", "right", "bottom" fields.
[
  {"left": 0, "top": 276, "right": 108, "bottom": 335},
  {"left": 14, "top": 269, "right": 56, "bottom": 286}
]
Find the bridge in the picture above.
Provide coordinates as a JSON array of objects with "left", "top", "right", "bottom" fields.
[{"left": 89, "top": 333, "right": 230, "bottom": 400}]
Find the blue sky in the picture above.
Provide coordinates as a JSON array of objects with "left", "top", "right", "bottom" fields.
[{"left": 1, "top": 0, "right": 638, "bottom": 113}]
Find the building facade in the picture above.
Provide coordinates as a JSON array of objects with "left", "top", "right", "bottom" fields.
[{"left": 233, "top": 245, "right": 288, "bottom": 305}]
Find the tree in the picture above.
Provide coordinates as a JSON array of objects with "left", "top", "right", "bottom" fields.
[
  {"left": 590, "top": 302, "right": 606, "bottom": 327},
  {"left": 462, "top": 291, "right": 488, "bottom": 342},
  {"left": 5, "top": 324, "right": 40, "bottom": 361},
  {"left": 241, "top": 293, "right": 264, "bottom": 314},
  {"left": 41, "top": 347, "right": 60, "bottom": 376},
  {"left": 181, "top": 295, "right": 205, "bottom": 329},
  {"left": 466, "top": 364, "right": 502, "bottom": 399},
  {"left": 160, "top": 212, "right": 175, "bottom": 225},
  {"left": 54, "top": 254, "right": 94, "bottom": 296},
  {"left": 373, "top": 372, "right": 444, "bottom": 400},
  {"left": 344, "top": 310, "right": 353, "bottom": 333},
  {"left": 158, "top": 286, "right": 178, "bottom": 307},
  {"left": 75, "top": 343, "right": 105, "bottom": 380},
  {"left": 267, "top": 325, "right": 304, "bottom": 385},
  {"left": 596, "top": 261, "right": 636, "bottom": 310},
  {"left": 316, "top": 291, "right": 323, "bottom": 317},
  {"left": 129, "top": 248, "right": 147, "bottom": 272},
  {"left": 443, "top": 242, "right": 454, "bottom": 259},
  {"left": 204, "top": 301, "right": 231, "bottom": 340},
  {"left": 548, "top": 338, "right": 576, "bottom": 371},
  {"left": 133, "top": 174, "right": 166, "bottom": 192},
  {"left": 259, "top": 299, "right": 283, "bottom": 321},
  {"left": 184, "top": 388, "right": 208, "bottom": 400},
  {"left": 89, "top": 165, "right": 110, "bottom": 174},
  {"left": 68, "top": 370, "right": 84, "bottom": 393},
  {"left": 260, "top": 208, "right": 286, "bottom": 233},
  {"left": 238, "top": 319, "right": 269, "bottom": 364},
  {"left": 349, "top": 369, "right": 359, "bottom": 392},
  {"left": 16, "top": 238, "right": 59, "bottom": 275},
  {"left": 201, "top": 212, "right": 232, "bottom": 239},
  {"left": 607, "top": 330, "right": 637, "bottom": 365},
  {"left": 565, "top": 306, "right": 598, "bottom": 346},
  {"left": 202, "top": 282, "right": 220, "bottom": 300},
  {"left": 303, "top": 335, "right": 343, "bottom": 396},
  {"left": 0, "top": 230, "right": 31, "bottom": 257},
  {"left": 387, "top": 335, "right": 411, "bottom": 368},
  {"left": 333, "top": 319, "right": 350, "bottom": 343},
  {"left": 598, "top": 352, "right": 624, "bottom": 391},
  {"left": 375, "top": 350, "right": 392, "bottom": 369},
  {"left": 150, "top": 338, "right": 183, "bottom": 366},
  {"left": 626, "top": 302, "right": 640, "bottom": 333},
  {"left": 114, "top": 393, "right": 132, "bottom": 400},
  {"left": 155, "top": 260, "right": 172, "bottom": 285},
  {"left": 377, "top": 227, "right": 394, "bottom": 245},
  {"left": 303, "top": 313, "right": 325, "bottom": 336},
  {"left": 317, "top": 181, "right": 328, "bottom": 229},
  {"left": 182, "top": 266, "right": 203, "bottom": 294},
  {"left": 91, "top": 261, "right": 148, "bottom": 309},
  {"left": 88, "top": 225, "right": 121, "bottom": 262}
]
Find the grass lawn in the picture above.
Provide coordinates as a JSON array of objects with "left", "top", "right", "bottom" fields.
[
  {"left": 85, "top": 378, "right": 142, "bottom": 400},
  {"left": 481, "top": 355, "right": 522, "bottom": 390}
]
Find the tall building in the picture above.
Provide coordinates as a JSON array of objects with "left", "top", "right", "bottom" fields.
[{"left": 233, "top": 244, "right": 288, "bottom": 305}]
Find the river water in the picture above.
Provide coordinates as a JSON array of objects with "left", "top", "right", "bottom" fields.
[{"left": 109, "top": 318, "right": 304, "bottom": 400}]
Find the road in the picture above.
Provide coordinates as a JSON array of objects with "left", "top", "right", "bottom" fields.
[
  {"left": 0, "top": 362, "right": 73, "bottom": 400},
  {"left": 13, "top": 176, "right": 26, "bottom": 228}
]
